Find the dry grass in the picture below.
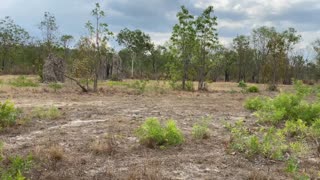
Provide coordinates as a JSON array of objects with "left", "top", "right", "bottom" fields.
[
  {"left": 46, "top": 145, "right": 65, "bottom": 161},
  {"left": 89, "top": 136, "right": 116, "bottom": 155}
]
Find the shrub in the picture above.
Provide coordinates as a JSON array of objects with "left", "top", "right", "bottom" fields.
[
  {"left": 0, "top": 155, "right": 33, "bottom": 180},
  {"left": 192, "top": 117, "right": 210, "bottom": 139},
  {"left": 246, "top": 86, "right": 259, "bottom": 93},
  {"left": 9, "top": 76, "right": 39, "bottom": 87},
  {"left": 311, "top": 119, "right": 320, "bottom": 137},
  {"left": 185, "top": 81, "right": 194, "bottom": 92},
  {"left": 48, "top": 83, "right": 63, "bottom": 92},
  {"left": 0, "top": 101, "right": 19, "bottom": 128},
  {"left": 164, "top": 120, "right": 184, "bottom": 145},
  {"left": 169, "top": 81, "right": 194, "bottom": 92},
  {"left": 32, "top": 106, "right": 61, "bottom": 120},
  {"left": 244, "top": 97, "right": 266, "bottom": 111},
  {"left": 282, "top": 120, "right": 308, "bottom": 138},
  {"left": 129, "top": 80, "right": 148, "bottom": 94},
  {"left": 267, "top": 84, "right": 278, "bottom": 91},
  {"left": 136, "top": 118, "right": 184, "bottom": 148},
  {"left": 238, "top": 80, "right": 247, "bottom": 88},
  {"left": 286, "top": 157, "right": 299, "bottom": 173}
]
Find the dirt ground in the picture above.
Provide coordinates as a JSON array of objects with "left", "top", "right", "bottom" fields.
[{"left": 0, "top": 76, "right": 298, "bottom": 180}]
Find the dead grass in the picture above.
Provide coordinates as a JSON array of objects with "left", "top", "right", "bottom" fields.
[
  {"left": 89, "top": 136, "right": 116, "bottom": 155},
  {"left": 46, "top": 145, "right": 65, "bottom": 161}
]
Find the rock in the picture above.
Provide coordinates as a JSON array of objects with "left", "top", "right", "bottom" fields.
[{"left": 42, "top": 53, "right": 65, "bottom": 83}]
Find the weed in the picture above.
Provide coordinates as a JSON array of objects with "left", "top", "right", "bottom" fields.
[
  {"left": 90, "top": 136, "right": 116, "bottom": 155},
  {"left": 247, "top": 86, "right": 259, "bottom": 93},
  {"left": 48, "top": 83, "right": 63, "bottom": 92},
  {"left": 0, "top": 154, "right": 33, "bottom": 180},
  {"left": 192, "top": 117, "right": 210, "bottom": 139},
  {"left": 47, "top": 145, "right": 64, "bottom": 161},
  {"left": 311, "top": 119, "right": 320, "bottom": 137},
  {"left": 238, "top": 80, "right": 247, "bottom": 88},
  {"left": 282, "top": 120, "right": 308, "bottom": 138},
  {"left": 286, "top": 157, "right": 299, "bottom": 173},
  {"left": 136, "top": 118, "right": 184, "bottom": 148},
  {"left": 0, "top": 100, "right": 19, "bottom": 129},
  {"left": 9, "top": 76, "right": 39, "bottom": 87},
  {"left": 32, "top": 106, "right": 61, "bottom": 120},
  {"left": 128, "top": 80, "right": 148, "bottom": 94},
  {"left": 169, "top": 81, "right": 194, "bottom": 92},
  {"left": 244, "top": 96, "right": 267, "bottom": 111}
]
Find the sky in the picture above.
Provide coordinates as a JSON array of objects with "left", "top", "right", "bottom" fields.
[{"left": 0, "top": 0, "right": 319, "bottom": 56}]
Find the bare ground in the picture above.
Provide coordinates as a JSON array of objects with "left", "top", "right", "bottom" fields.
[{"left": 0, "top": 79, "right": 300, "bottom": 179}]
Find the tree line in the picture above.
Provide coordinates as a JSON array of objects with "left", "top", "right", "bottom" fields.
[{"left": 0, "top": 3, "right": 320, "bottom": 91}]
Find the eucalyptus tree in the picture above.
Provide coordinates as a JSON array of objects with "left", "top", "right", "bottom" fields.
[
  {"left": 86, "top": 2, "right": 113, "bottom": 92},
  {"left": 0, "top": 16, "right": 30, "bottom": 71},
  {"left": 171, "top": 6, "right": 196, "bottom": 90},
  {"left": 39, "top": 12, "right": 58, "bottom": 54},
  {"left": 60, "top": 35, "right": 73, "bottom": 60},
  {"left": 117, "top": 28, "right": 153, "bottom": 78},
  {"left": 194, "top": 6, "right": 219, "bottom": 90},
  {"left": 233, "top": 35, "right": 251, "bottom": 82}
]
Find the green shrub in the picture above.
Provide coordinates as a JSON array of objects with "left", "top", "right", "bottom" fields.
[
  {"left": 282, "top": 120, "right": 308, "bottom": 137},
  {"left": 0, "top": 101, "right": 18, "bottom": 128},
  {"left": 129, "top": 80, "right": 148, "bottom": 94},
  {"left": 48, "top": 83, "right": 63, "bottom": 92},
  {"left": 311, "top": 119, "right": 320, "bottom": 137},
  {"left": 192, "top": 117, "right": 210, "bottom": 139},
  {"left": 293, "top": 80, "right": 312, "bottom": 97},
  {"left": 0, "top": 155, "right": 33, "bottom": 180},
  {"left": 164, "top": 120, "right": 184, "bottom": 145},
  {"left": 9, "top": 76, "right": 39, "bottom": 87},
  {"left": 136, "top": 118, "right": 184, "bottom": 148},
  {"left": 260, "top": 128, "right": 288, "bottom": 160},
  {"left": 169, "top": 81, "right": 194, "bottom": 92},
  {"left": 185, "top": 81, "right": 194, "bottom": 92},
  {"left": 32, "top": 106, "right": 61, "bottom": 120},
  {"left": 238, "top": 80, "right": 247, "bottom": 88},
  {"left": 244, "top": 97, "right": 266, "bottom": 111},
  {"left": 286, "top": 157, "right": 299, "bottom": 173},
  {"left": 267, "top": 84, "right": 278, "bottom": 91},
  {"left": 246, "top": 86, "right": 259, "bottom": 93}
]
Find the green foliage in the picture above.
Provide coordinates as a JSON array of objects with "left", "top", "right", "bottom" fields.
[
  {"left": 310, "top": 119, "right": 320, "bottom": 137},
  {"left": 192, "top": 117, "right": 210, "bottom": 139},
  {"left": 9, "top": 76, "right": 39, "bottom": 87},
  {"left": 238, "top": 80, "right": 247, "bottom": 88},
  {"left": 246, "top": 86, "right": 259, "bottom": 93},
  {"left": 136, "top": 118, "right": 184, "bottom": 148},
  {"left": 128, "top": 80, "right": 148, "bottom": 94},
  {"left": 0, "top": 100, "right": 18, "bottom": 128},
  {"left": 32, "top": 106, "right": 61, "bottom": 120},
  {"left": 282, "top": 120, "right": 308, "bottom": 138},
  {"left": 244, "top": 96, "right": 266, "bottom": 111},
  {"left": 0, "top": 155, "right": 33, "bottom": 180},
  {"left": 106, "top": 81, "right": 129, "bottom": 87},
  {"left": 169, "top": 81, "right": 194, "bottom": 92},
  {"left": 286, "top": 157, "right": 299, "bottom": 173},
  {"left": 48, "top": 83, "right": 63, "bottom": 92},
  {"left": 293, "top": 80, "right": 312, "bottom": 97}
]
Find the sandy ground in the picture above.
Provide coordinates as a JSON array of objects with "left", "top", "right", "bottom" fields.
[{"left": 0, "top": 76, "right": 300, "bottom": 179}]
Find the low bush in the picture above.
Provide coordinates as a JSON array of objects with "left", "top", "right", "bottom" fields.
[
  {"left": 244, "top": 96, "right": 266, "bottom": 111},
  {"left": 238, "top": 80, "right": 247, "bottom": 88},
  {"left": 128, "top": 80, "right": 148, "bottom": 94},
  {"left": 246, "top": 86, "right": 259, "bottom": 93},
  {"left": 169, "top": 81, "right": 194, "bottom": 92},
  {"left": 9, "top": 76, "right": 39, "bottom": 87},
  {"left": 192, "top": 117, "right": 210, "bottom": 139},
  {"left": 282, "top": 120, "right": 308, "bottom": 138},
  {"left": 136, "top": 118, "right": 184, "bottom": 148},
  {"left": 32, "top": 106, "right": 61, "bottom": 120},
  {"left": 0, "top": 101, "right": 19, "bottom": 129}
]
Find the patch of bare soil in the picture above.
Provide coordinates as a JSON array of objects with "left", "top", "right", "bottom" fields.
[{"left": 0, "top": 85, "right": 289, "bottom": 180}]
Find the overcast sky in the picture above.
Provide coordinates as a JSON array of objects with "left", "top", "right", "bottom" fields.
[{"left": 1, "top": 0, "right": 319, "bottom": 55}]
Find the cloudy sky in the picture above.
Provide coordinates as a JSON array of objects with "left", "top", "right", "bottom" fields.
[{"left": 1, "top": 0, "right": 319, "bottom": 54}]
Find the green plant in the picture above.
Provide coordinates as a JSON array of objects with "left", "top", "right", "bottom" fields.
[
  {"left": 9, "top": 76, "right": 39, "bottom": 87},
  {"left": 164, "top": 120, "right": 184, "bottom": 145},
  {"left": 0, "top": 100, "right": 19, "bottom": 128},
  {"left": 185, "top": 81, "right": 194, "bottom": 92},
  {"left": 246, "top": 86, "right": 259, "bottom": 93},
  {"left": 129, "top": 80, "right": 148, "bottom": 94},
  {"left": 282, "top": 120, "right": 308, "bottom": 138},
  {"left": 0, "top": 155, "right": 33, "bottom": 180},
  {"left": 48, "top": 83, "right": 63, "bottom": 92},
  {"left": 238, "top": 80, "right": 247, "bottom": 88},
  {"left": 192, "top": 117, "right": 210, "bottom": 139},
  {"left": 169, "top": 81, "right": 194, "bottom": 92},
  {"left": 267, "top": 84, "right": 278, "bottom": 91},
  {"left": 136, "top": 118, "right": 184, "bottom": 148},
  {"left": 244, "top": 96, "right": 266, "bottom": 111},
  {"left": 286, "top": 157, "right": 299, "bottom": 173},
  {"left": 32, "top": 106, "right": 61, "bottom": 120},
  {"left": 311, "top": 119, "right": 320, "bottom": 137}
]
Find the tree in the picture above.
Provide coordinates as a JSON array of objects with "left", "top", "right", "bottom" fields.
[
  {"left": 85, "top": 3, "right": 113, "bottom": 92},
  {"left": 171, "top": 6, "right": 196, "bottom": 90},
  {"left": 0, "top": 16, "right": 30, "bottom": 71},
  {"left": 60, "top": 35, "right": 73, "bottom": 60},
  {"left": 233, "top": 35, "right": 251, "bottom": 82},
  {"left": 195, "top": 6, "right": 219, "bottom": 90},
  {"left": 39, "top": 12, "right": 58, "bottom": 54},
  {"left": 117, "top": 28, "right": 153, "bottom": 78}
]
